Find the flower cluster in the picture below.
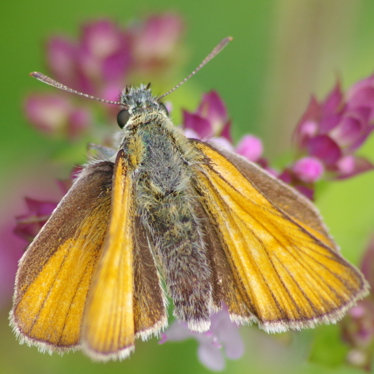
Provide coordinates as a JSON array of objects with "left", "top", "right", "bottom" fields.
[
  {"left": 182, "top": 91, "right": 266, "bottom": 166},
  {"left": 280, "top": 78, "right": 374, "bottom": 199},
  {"left": 343, "top": 236, "right": 374, "bottom": 371},
  {"left": 24, "top": 14, "right": 184, "bottom": 139},
  {"left": 160, "top": 306, "right": 244, "bottom": 371}
]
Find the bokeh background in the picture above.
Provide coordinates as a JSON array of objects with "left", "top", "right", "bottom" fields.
[{"left": 1, "top": 1, "right": 374, "bottom": 373}]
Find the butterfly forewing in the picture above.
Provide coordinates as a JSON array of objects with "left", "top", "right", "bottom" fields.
[
  {"left": 81, "top": 150, "right": 167, "bottom": 361},
  {"left": 11, "top": 162, "right": 113, "bottom": 350},
  {"left": 211, "top": 144, "right": 338, "bottom": 251},
  {"left": 81, "top": 151, "right": 135, "bottom": 360},
  {"left": 193, "top": 142, "right": 369, "bottom": 332}
]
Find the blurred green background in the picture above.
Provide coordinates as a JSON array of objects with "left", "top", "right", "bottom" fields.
[{"left": 1, "top": 1, "right": 374, "bottom": 373}]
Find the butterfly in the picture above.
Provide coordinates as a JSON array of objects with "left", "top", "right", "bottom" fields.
[{"left": 11, "top": 37, "right": 369, "bottom": 361}]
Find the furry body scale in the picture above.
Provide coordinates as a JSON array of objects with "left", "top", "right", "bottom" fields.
[{"left": 121, "top": 110, "right": 214, "bottom": 331}]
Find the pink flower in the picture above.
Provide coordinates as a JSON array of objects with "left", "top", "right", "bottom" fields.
[
  {"left": 294, "top": 80, "right": 374, "bottom": 179},
  {"left": 130, "top": 13, "right": 184, "bottom": 74},
  {"left": 24, "top": 94, "right": 92, "bottom": 139},
  {"left": 47, "top": 19, "right": 131, "bottom": 97},
  {"left": 236, "top": 135, "right": 263, "bottom": 163},
  {"left": 0, "top": 223, "right": 24, "bottom": 309},
  {"left": 292, "top": 156, "right": 324, "bottom": 183},
  {"left": 342, "top": 235, "right": 374, "bottom": 371},
  {"left": 14, "top": 197, "right": 58, "bottom": 242},
  {"left": 160, "top": 307, "right": 244, "bottom": 371},
  {"left": 26, "top": 15, "right": 187, "bottom": 139},
  {"left": 183, "top": 91, "right": 231, "bottom": 141}
]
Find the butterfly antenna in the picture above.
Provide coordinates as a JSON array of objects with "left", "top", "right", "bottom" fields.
[
  {"left": 158, "top": 36, "right": 233, "bottom": 100},
  {"left": 29, "top": 72, "right": 123, "bottom": 106}
]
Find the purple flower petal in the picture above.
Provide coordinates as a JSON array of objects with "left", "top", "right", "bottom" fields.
[
  {"left": 322, "top": 81, "right": 344, "bottom": 115},
  {"left": 131, "top": 13, "right": 184, "bottom": 61},
  {"left": 14, "top": 197, "right": 57, "bottom": 242},
  {"left": 221, "top": 121, "right": 232, "bottom": 142},
  {"left": 330, "top": 116, "right": 362, "bottom": 147},
  {"left": 198, "top": 340, "right": 226, "bottom": 371},
  {"left": 209, "top": 137, "right": 235, "bottom": 151},
  {"left": 81, "top": 20, "right": 123, "bottom": 59},
  {"left": 183, "top": 128, "right": 200, "bottom": 139},
  {"left": 0, "top": 223, "right": 25, "bottom": 309},
  {"left": 319, "top": 112, "right": 343, "bottom": 133},
  {"left": 347, "top": 124, "right": 374, "bottom": 153},
  {"left": 79, "top": 20, "right": 132, "bottom": 83},
  {"left": 161, "top": 307, "right": 244, "bottom": 371},
  {"left": 159, "top": 321, "right": 193, "bottom": 343},
  {"left": 348, "top": 76, "right": 374, "bottom": 106},
  {"left": 24, "top": 94, "right": 70, "bottom": 135},
  {"left": 212, "top": 310, "right": 244, "bottom": 360},
  {"left": 46, "top": 37, "right": 78, "bottom": 88},
  {"left": 198, "top": 92, "right": 227, "bottom": 128},
  {"left": 24, "top": 93, "right": 91, "bottom": 139},
  {"left": 182, "top": 111, "right": 212, "bottom": 139},
  {"left": 68, "top": 108, "right": 92, "bottom": 139},
  {"left": 101, "top": 48, "right": 131, "bottom": 82},
  {"left": 236, "top": 135, "right": 263, "bottom": 162},
  {"left": 335, "top": 155, "right": 374, "bottom": 179},
  {"left": 306, "top": 135, "right": 342, "bottom": 165},
  {"left": 292, "top": 157, "right": 324, "bottom": 183},
  {"left": 294, "top": 96, "right": 321, "bottom": 147},
  {"left": 182, "top": 91, "right": 232, "bottom": 140}
]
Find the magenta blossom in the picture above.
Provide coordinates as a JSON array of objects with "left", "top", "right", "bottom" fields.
[
  {"left": 26, "top": 15, "right": 185, "bottom": 138},
  {"left": 183, "top": 91, "right": 231, "bottom": 141},
  {"left": 294, "top": 79, "right": 374, "bottom": 180},
  {"left": 0, "top": 223, "right": 25, "bottom": 309},
  {"left": 24, "top": 93, "right": 92, "bottom": 139},
  {"left": 277, "top": 156, "right": 325, "bottom": 200},
  {"left": 130, "top": 12, "right": 184, "bottom": 74},
  {"left": 236, "top": 134, "right": 263, "bottom": 162},
  {"left": 14, "top": 197, "right": 58, "bottom": 242},
  {"left": 183, "top": 91, "right": 274, "bottom": 176},
  {"left": 47, "top": 19, "right": 131, "bottom": 98},
  {"left": 343, "top": 235, "right": 374, "bottom": 371},
  {"left": 160, "top": 307, "right": 244, "bottom": 371}
]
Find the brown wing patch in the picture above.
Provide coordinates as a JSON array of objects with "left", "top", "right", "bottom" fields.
[
  {"left": 193, "top": 200, "right": 254, "bottom": 322},
  {"left": 11, "top": 162, "right": 113, "bottom": 350},
  {"left": 133, "top": 217, "right": 168, "bottom": 339}
]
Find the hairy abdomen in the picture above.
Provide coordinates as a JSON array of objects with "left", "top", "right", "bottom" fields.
[{"left": 133, "top": 124, "right": 213, "bottom": 331}]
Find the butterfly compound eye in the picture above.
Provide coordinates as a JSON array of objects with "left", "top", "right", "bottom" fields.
[
  {"left": 159, "top": 102, "right": 169, "bottom": 116},
  {"left": 117, "top": 109, "right": 130, "bottom": 128}
]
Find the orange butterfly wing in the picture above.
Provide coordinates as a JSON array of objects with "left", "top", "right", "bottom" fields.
[
  {"left": 82, "top": 150, "right": 167, "bottom": 361},
  {"left": 11, "top": 162, "right": 113, "bottom": 351},
  {"left": 81, "top": 151, "right": 136, "bottom": 360},
  {"left": 193, "top": 141, "right": 369, "bottom": 332},
  {"left": 11, "top": 153, "right": 167, "bottom": 361}
]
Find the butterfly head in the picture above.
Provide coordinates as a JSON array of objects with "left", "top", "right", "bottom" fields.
[{"left": 117, "top": 84, "right": 169, "bottom": 129}]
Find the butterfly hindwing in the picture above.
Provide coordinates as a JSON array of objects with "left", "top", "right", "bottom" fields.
[{"left": 133, "top": 216, "right": 168, "bottom": 340}]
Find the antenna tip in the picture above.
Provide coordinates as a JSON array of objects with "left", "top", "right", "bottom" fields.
[
  {"left": 214, "top": 37, "right": 233, "bottom": 53},
  {"left": 30, "top": 71, "right": 42, "bottom": 79}
]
